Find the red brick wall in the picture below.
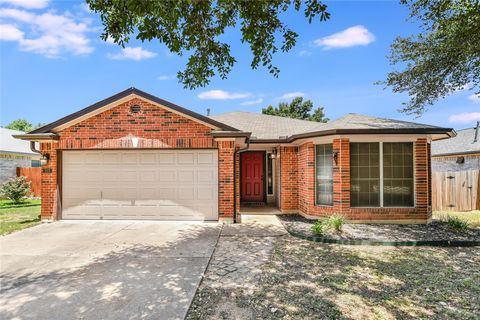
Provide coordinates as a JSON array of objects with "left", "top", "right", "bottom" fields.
[
  {"left": 291, "top": 138, "right": 433, "bottom": 222},
  {"left": 40, "top": 97, "right": 235, "bottom": 220},
  {"left": 279, "top": 146, "right": 298, "bottom": 212},
  {"left": 218, "top": 140, "right": 235, "bottom": 219}
]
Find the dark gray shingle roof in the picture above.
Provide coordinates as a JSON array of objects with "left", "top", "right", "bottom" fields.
[
  {"left": 210, "top": 112, "right": 451, "bottom": 140},
  {"left": 209, "top": 111, "right": 320, "bottom": 139},
  {"left": 432, "top": 126, "right": 480, "bottom": 156}
]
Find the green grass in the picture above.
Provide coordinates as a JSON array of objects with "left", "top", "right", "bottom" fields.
[
  {"left": 433, "top": 210, "right": 480, "bottom": 228},
  {"left": 0, "top": 199, "right": 41, "bottom": 235}
]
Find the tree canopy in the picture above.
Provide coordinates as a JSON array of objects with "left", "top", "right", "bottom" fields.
[
  {"left": 86, "top": 0, "right": 330, "bottom": 89},
  {"left": 382, "top": 0, "right": 480, "bottom": 115},
  {"left": 262, "top": 97, "right": 328, "bottom": 122},
  {"left": 5, "top": 119, "right": 44, "bottom": 132}
]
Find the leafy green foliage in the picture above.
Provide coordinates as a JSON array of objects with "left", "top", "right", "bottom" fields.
[
  {"left": 5, "top": 119, "right": 44, "bottom": 132},
  {"left": 324, "top": 214, "right": 345, "bottom": 232},
  {"left": 262, "top": 96, "right": 329, "bottom": 122},
  {"left": 311, "top": 214, "right": 345, "bottom": 235},
  {"left": 444, "top": 215, "right": 469, "bottom": 231},
  {"left": 1, "top": 176, "right": 31, "bottom": 204},
  {"left": 382, "top": 0, "right": 480, "bottom": 115},
  {"left": 86, "top": 0, "right": 330, "bottom": 89},
  {"left": 311, "top": 219, "right": 325, "bottom": 235}
]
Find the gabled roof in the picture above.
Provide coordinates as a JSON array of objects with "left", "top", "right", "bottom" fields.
[
  {"left": 30, "top": 87, "right": 239, "bottom": 134},
  {"left": 210, "top": 112, "right": 454, "bottom": 141},
  {"left": 432, "top": 126, "right": 480, "bottom": 156},
  {"left": 0, "top": 128, "right": 38, "bottom": 156}
]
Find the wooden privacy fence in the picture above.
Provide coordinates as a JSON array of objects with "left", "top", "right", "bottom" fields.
[
  {"left": 432, "top": 170, "right": 479, "bottom": 211},
  {"left": 16, "top": 167, "right": 41, "bottom": 197}
]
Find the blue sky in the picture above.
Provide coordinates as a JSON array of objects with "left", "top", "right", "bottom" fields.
[{"left": 1, "top": 0, "right": 479, "bottom": 130}]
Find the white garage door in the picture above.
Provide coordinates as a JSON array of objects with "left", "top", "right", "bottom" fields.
[{"left": 62, "top": 150, "right": 218, "bottom": 220}]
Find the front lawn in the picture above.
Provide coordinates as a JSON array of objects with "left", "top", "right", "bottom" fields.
[
  {"left": 252, "top": 238, "right": 479, "bottom": 319},
  {"left": 0, "top": 199, "right": 41, "bottom": 235},
  {"left": 433, "top": 210, "right": 480, "bottom": 228}
]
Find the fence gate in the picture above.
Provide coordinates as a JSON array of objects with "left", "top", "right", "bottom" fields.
[
  {"left": 432, "top": 170, "right": 479, "bottom": 211},
  {"left": 16, "top": 167, "right": 41, "bottom": 197}
]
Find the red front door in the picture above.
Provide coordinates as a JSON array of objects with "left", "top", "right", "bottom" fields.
[{"left": 241, "top": 152, "right": 265, "bottom": 202}]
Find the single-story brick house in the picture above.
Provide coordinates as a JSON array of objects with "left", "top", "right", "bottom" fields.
[
  {"left": 1, "top": 127, "right": 40, "bottom": 184},
  {"left": 15, "top": 88, "right": 454, "bottom": 223},
  {"left": 431, "top": 122, "right": 480, "bottom": 172}
]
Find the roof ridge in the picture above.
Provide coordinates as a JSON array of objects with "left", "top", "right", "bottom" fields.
[{"left": 212, "top": 110, "right": 322, "bottom": 124}]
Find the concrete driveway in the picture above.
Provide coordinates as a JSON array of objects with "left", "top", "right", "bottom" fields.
[{"left": 0, "top": 221, "right": 221, "bottom": 320}]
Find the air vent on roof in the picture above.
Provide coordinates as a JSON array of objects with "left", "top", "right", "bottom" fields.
[{"left": 130, "top": 105, "right": 141, "bottom": 113}]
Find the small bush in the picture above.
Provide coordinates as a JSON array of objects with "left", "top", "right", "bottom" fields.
[
  {"left": 311, "top": 220, "right": 325, "bottom": 235},
  {"left": 1, "top": 176, "right": 31, "bottom": 203},
  {"left": 445, "top": 215, "right": 469, "bottom": 231},
  {"left": 325, "top": 214, "right": 345, "bottom": 232}
]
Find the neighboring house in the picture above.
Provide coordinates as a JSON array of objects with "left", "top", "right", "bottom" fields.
[
  {"left": 431, "top": 122, "right": 480, "bottom": 172},
  {"left": 0, "top": 128, "right": 40, "bottom": 184},
  {"left": 15, "top": 88, "right": 454, "bottom": 223}
]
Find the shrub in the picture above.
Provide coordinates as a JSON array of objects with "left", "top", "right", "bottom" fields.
[
  {"left": 311, "top": 220, "right": 325, "bottom": 235},
  {"left": 1, "top": 176, "right": 31, "bottom": 203},
  {"left": 445, "top": 215, "right": 469, "bottom": 231},
  {"left": 324, "top": 214, "right": 345, "bottom": 232}
]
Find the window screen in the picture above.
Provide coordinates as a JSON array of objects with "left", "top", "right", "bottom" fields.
[
  {"left": 350, "top": 143, "right": 380, "bottom": 207},
  {"left": 315, "top": 144, "right": 333, "bottom": 206},
  {"left": 383, "top": 143, "right": 414, "bottom": 207}
]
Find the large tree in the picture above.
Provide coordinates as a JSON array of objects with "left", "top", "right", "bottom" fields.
[
  {"left": 382, "top": 0, "right": 480, "bottom": 115},
  {"left": 5, "top": 119, "right": 44, "bottom": 132},
  {"left": 262, "top": 96, "right": 328, "bottom": 122},
  {"left": 86, "top": 0, "right": 330, "bottom": 89}
]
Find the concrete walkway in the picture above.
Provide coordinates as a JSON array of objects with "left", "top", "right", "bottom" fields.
[
  {"left": 187, "top": 214, "right": 288, "bottom": 319},
  {"left": 0, "top": 221, "right": 221, "bottom": 320}
]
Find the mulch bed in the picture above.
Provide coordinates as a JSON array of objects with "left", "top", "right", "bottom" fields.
[{"left": 279, "top": 214, "right": 480, "bottom": 243}]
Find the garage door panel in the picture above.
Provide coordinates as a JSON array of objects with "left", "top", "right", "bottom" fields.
[
  {"left": 62, "top": 149, "right": 218, "bottom": 220},
  {"left": 177, "top": 187, "right": 195, "bottom": 200},
  {"left": 158, "top": 170, "right": 176, "bottom": 182},
  {"left": 178, "top": 152, "right": 195, "bottom": 164}
]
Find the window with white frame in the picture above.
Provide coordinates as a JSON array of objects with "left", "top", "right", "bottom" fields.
[
  {"left": 350, "top": 142, "right": 414, "bottom": 207},
  {"left": 315, "top": 144, "right": 333, "bottom": 206}
]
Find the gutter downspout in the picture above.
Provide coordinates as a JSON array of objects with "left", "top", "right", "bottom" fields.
[
  {"left": 233, "top": 137, "right": 250, "bottom": 223},
  {"left": 30, "top": 141, "right": 41, "bottom": 154}
]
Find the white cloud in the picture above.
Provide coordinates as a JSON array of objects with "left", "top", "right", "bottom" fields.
[
  {"left": 0, "top": 8, "right": 94, "bottom": 57},
  {"left": 0, "top": 24, "right": 24, "bottom": 40},
  {"left": 468, "top": 94, "right": 480, "bottom": 103},
  {"left": 108, "top": 47, "right": 157, "bottom": 61},
  {"left": 448, "top": 112, "right": 480, "bottom": 123},
  {"left": 313, "top": 25, "right": 375, "bottom": 49},
  {"left": 279, "top": 92, "right": 305, "bottom": 100},
  {"left": 157, "top": 75, "right": 175, "bottom": 81},
  {"left": 198, "top": 90, "right": 252, "bottom": 100},
  {"left": 240, "top": 98, "right": 263, "bottom": 106},
  {"left": 298, "top": 50, "right": 312, "bottom": 57},
  {"left": 0, "top": 0, "right": 49, "bottom": 9}
]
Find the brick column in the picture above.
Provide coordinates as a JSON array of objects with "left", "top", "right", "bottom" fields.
[
  {"left": 298, "top": 143, "right": 315, "bottom": 214},
  {"left": 279, "top": 146, "right": 298, "bottom": 212},
  {"left": 415, "top": 138, "right": 430, "bottom": 219},
  {"left": 333, "top": 138, "right": 350, "bottom": 212},
  {"left": 40, "top": 142, "right": 58, "bottom": 220},
  {"left": 218, "top": 140, "right": 235, "bottom": 220}
]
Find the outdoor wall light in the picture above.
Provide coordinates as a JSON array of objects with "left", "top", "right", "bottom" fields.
[
  {"left": 40, "top": 153, "right": 50, "bottom": 166},
  {"left": 333, "top": 151, "right": 339, "bottom": 165},
  {"left": 270, "top": 148, "right": 278, "bottom": 159}
]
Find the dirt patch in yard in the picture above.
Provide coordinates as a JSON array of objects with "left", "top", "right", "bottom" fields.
[
  {"left": 188, "top": 235, "right": 480, "bottom": 319},
  {"left": 249, "top": 237, "right": 480, "bottom": 319},
  {"left": 280, "top": 214, "right": 480, "bottom": 242}
]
